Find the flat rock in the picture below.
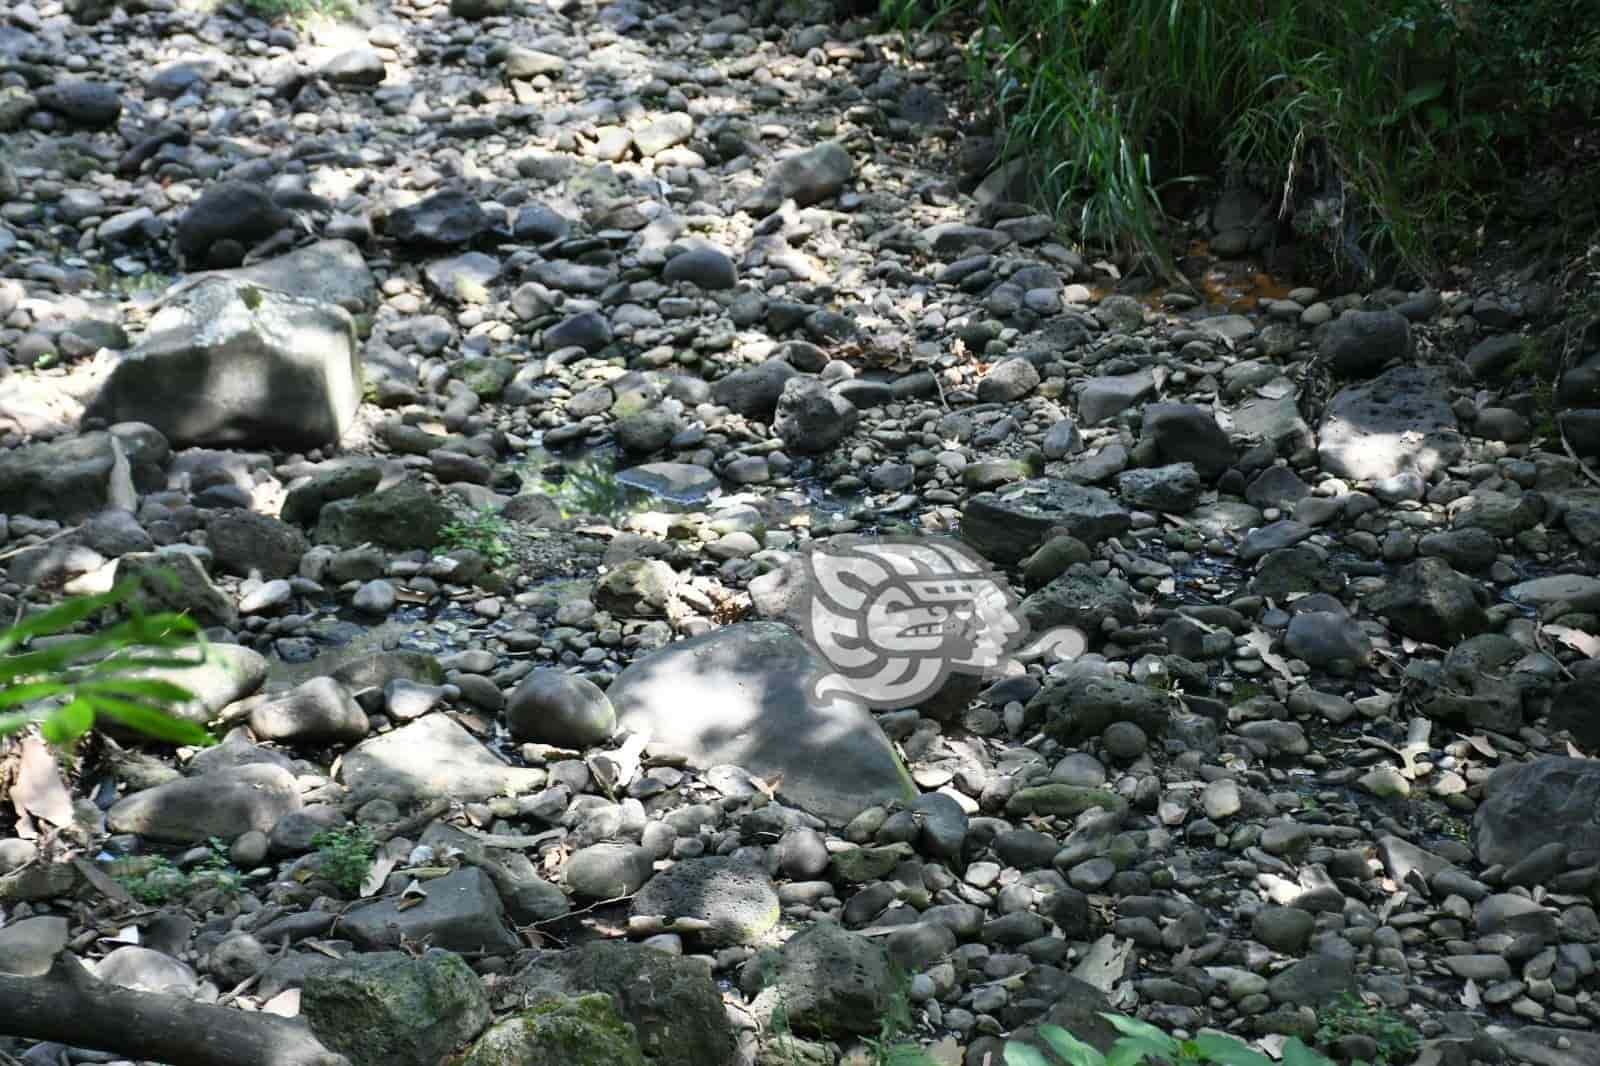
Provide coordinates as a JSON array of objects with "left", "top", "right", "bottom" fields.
[
  {"left": 339, "top": 713, "right": 547, "bottom": 805},
  {"left": 962, "top": 479, "right": 1131, "bottom": 564},
  {"left": 340, "top": 867, "right": 520, "bottom": 955},
  {"left": 1317, "top": 367, "right": 1464, "bottom": 482},
  {"left": 608, "top": 622, "right": 915, "bottom": 826},
  {"left": 107, "top": 763, "right": 301, "bottom": 843}
]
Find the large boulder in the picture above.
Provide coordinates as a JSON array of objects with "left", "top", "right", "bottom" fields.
[
  {"left": 608, "top": 623, "right": 915, "bottom": 826},
  {"left": 1367, "top": 558, "right": 1488, "bottom": 646},
  {"left": 506, "top": 942, "right": 737, "bottom": 1066},
  {"left": 302, "top": 949, "right": 491, "bottom": 1066},
  {"left": 748, "top": 923, "right": 896, "bottom": 1036},
  {"left": 962, "top": 479, "right": 1131, "bottom": 564},
  {"left": 107, "top": 764, "right": 300, "bottom": 843},
  {"left": 1475, "top": 757, "right": 1600, "bottom": 868},
  {"left": 0, "top": 426, "right": 165, "bottom": 522},
  {"left": 174, "top": 181, "right": 291, "bottom": 268},
  {"left": 1317, "top": 367, "right": 1464, "bottom": 482},
  {"left": 85, "top": 278, "right": 361, "bottom": 450},
  {"left": 505, "top": 670, "right": 616, "bottom": 749}
]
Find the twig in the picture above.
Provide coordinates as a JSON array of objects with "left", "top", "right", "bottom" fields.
[
  {"left": 0, "top": 526, "right": 81, "bottom": 562},
  {"left": 529, "top": 892, "right": 635, "bottom": 928}
]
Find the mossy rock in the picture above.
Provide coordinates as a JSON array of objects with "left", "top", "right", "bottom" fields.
[
  {"left": 464, "top": 993, "right": 645, "bottom": 1066},
  {"left": 508, "top": 942, "right": 737, "bottom": 1065},
  {"left": 302, "top": 949, "right": 489, "bottom": 1066},
  {"left": 460, "top": 357, "right": 517, "bottom": 399},
  {"left": 314, "top": 475, "right": 451, "bottom": 550}
]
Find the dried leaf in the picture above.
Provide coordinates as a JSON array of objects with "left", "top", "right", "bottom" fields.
[
  {"left": 1465, "top": 734, "right": 1498, "bottom": 758},
  {"left": 1546, "top": 625, "right": 1600, "bottom": 658},
  {"left": 361, "top": 853, "right": 397, "bottom": 898},
  {"left": 396, "top": 895, "right": 426, "bottom": 911},
  {"left": 1242, "top": 628, "right": 1295, "bottom": 685},
  {"left": 72, "top": 858, "right": 133, "bottom": 905},
  {"left": 1461, "top": 979, "right": 1481, "bottom": 1008},
  {"left": 10, "top": 736, "right": 75, "bottom": 838}
]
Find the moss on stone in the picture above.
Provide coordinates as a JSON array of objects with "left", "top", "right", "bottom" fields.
[{"left": 464, "top": 993, "right": 646, "bottom": 1066}]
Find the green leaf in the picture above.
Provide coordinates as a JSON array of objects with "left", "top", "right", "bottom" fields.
[
  {"left": 41, "top": 699, "right": 94, "bottom": 746},
  {"left": 1401, "top": 80, "right": 1444, "bottom": 109},
  {"left": 90, "top": 697, "right": 214, "bottom": 747},
  {"left": 1281, "top": 1038, "right": 1338, "bottom": 1066},
  {"left": 1100, "top": 1016, "right": 1178, "bottom": 1054},
  {"left": 1192, "top": 1033, "right": 1275, "bottom": 1066},
  {"left": 0, "top": 680, "right": 70, "bottom": 710},
  {"left": 80, "top": 678, "right": 195, "bottom": 705},
  {"left": 0, "top": 709, "right": 47, "bottom": 736},
  {"left": 1037, "top": 1024, "right": 1109, "bottom": 1066},
  {"left": 1003, "top": 1043, "right": 1055, "bottom": 1066}
]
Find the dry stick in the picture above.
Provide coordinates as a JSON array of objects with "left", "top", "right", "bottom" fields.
[
  {"left": 0, "top": 526, "right": 80, "bottom": 562},
  {"left": 0, "top": 953, "right": 349, "bottom": 1066}
]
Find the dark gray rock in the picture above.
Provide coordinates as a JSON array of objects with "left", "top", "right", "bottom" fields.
[
  {"left": 1141, "top": 404, "right": 1235, "bottom": 479},
  {"left": 963, "top": 479, "right": 1131, "bottom": 564},
  {"left": 315, "top": 477, "right": 451, "bottom": 550},
  {"left": 35, "top": 79, "right": 121, "bottom": 128},
  {"left": 1475, "top": 757, "right": 1600, "bottom": 867},
  {"left": 341, "top": 867, "right": 520, "bottom": 954},
  {"left": 741, "top": 141, "right": 852, "bottom": 216},
  {"left": 1367, "top": 558, "right": 1488, "bottom": 646},
  {"left": 107, "top": 764, "right": 301, "bottom": 844},
  {"left": 247, "top": 677, "right": 369, "bottom": 744},
  {"left": 749, "top": 922, "right": 894, "bottom": 1036},
  {"left": 175, "top": 182, "right": 290, "bottom": 268},
  {"left": 386, "top": 188, "right": 487, "bottom": 247},
  {"left": 1117, "top": 463, "right": 1201, "bottom": 513},
  {"left": 774, "top": 377, "right": 858, "bottom": 453},
  {"left": 1318, "top": 309, "right": 1412, "bottom": 377},
  {"left": 506, "top": 670, "right": 616, "bottom": 749},
  {"left": 507, "top": 941, "right": 737, "bottom": 1066},
  {"left": 206, "top": 509, "right": 307, "bottom": 578}
]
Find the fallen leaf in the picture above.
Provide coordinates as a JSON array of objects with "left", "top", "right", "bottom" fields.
[
  {"left": 1242, "top": 628, "right": 1295, "bottom": 685},
  {"left": 10, "top": 736, "right": 74, "bottom": 838},
  {"left": 1465, "top": 734, "right": 1498, "bottom": 759},
  {"left": 361, "top": 853, "right": 397, "bottom": 898},
  {"left": 1546, "top": 625, "right": 1600, "bottom": 658},
  {"left": 1462, "top": 978, "right": 1481, "bottom": 1008}
]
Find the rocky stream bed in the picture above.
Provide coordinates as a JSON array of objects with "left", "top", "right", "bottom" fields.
[{"left": 5, "top": 0, "right": 1600, "bottom": 1064}]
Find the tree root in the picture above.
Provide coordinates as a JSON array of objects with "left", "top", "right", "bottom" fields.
[{"left": 0, "top": 952, "right": 350, "bottom": 1066}]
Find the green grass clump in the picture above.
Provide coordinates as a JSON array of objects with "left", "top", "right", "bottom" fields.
[
  {"left": 311, "top": 825, "right": 378, "bottom": 896},
  {"left": 1316, "top": 992, "right": 1420, "bottom": 1066},
  {"left": 440, "top": 508, "right": 513, "bottom": 566},
  {"left": 882, "top": 0, "right": 1600, "bottom": 281}
]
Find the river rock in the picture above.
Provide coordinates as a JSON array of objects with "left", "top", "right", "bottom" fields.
[
  {"left": 107, "top": 764, "right": 301, "bottom": 843},
  {"left": 608, "top": 622, "right": 915, "bottom": 825},
  {"left": 85, "top": 277, "right": 360, "bottom": 450}
]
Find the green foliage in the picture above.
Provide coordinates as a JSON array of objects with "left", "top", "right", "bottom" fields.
[
  {"left": 311, "top": 825, "right": 378, "bottom": 896},
  {"left": 1003, "top": 1014, "right": 1357, "bottom": 1066},
  {"left": 1316, "top": 992, "right": 1419, "bottom": 1066},
  {"left": 111, "top": 840, "right": 243, "bottom": 905},
  {"left": 863, "top": 972, "right": 937, "bottom": 1066},
  {"left": 883, "top": 0, "right": 1600, "bottom": 279},
  {"left": 440, "top": 508, "right": 512, "bottom": 566},
  {"left": 113, "top": 856, "right": 189, "bottom": 904},
  {"left": 0, "top": 580, "right": 213, "bottom": 750}
]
